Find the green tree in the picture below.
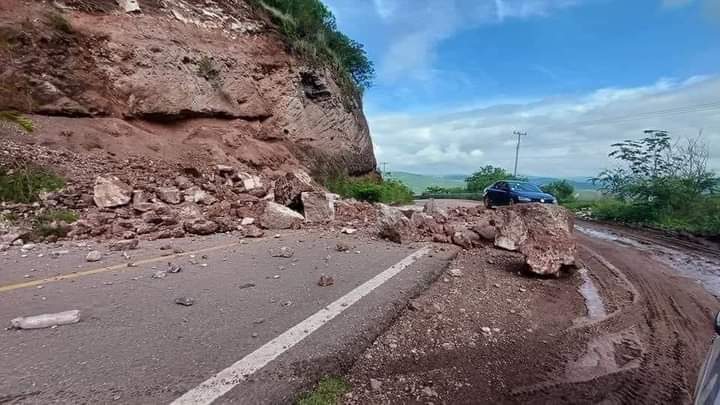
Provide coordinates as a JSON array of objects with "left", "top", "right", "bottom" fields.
[
  {"left": 465, "top": 165, "right": 513, "bottom": 192},
  {"left": 542, "top": 180, "right": 576, "bottom": 203}
]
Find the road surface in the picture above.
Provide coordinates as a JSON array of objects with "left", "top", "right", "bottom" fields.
[{"left": 0, "top": 230, "right": 457, "bottom": 404}]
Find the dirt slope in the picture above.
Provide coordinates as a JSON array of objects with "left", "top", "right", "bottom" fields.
[{"left": 0, "top": 0, "right": 376, "bottom": 177}]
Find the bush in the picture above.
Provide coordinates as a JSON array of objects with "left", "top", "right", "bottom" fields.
[
  {"left": 325, "top": 176, "right": 413, "bottom": 205},
  {"left": 250, "top": 0, "right": 374, "bottom": 97},
  {"left": 32, "top": 209, "right": 78, "bottom": 238},
  {"left": 542, "top": 180, "right": 576, "bottom": 203},
  {"left": 47, "top": 12, "right": 73, "bottom": 34},
  {"left": 0, "top": 165, "right": 65, "bottom": 203}
]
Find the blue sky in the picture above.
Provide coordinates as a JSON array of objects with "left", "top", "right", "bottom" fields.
[{"left": 323, "top": 0, "right": 720, "bottom": 176}]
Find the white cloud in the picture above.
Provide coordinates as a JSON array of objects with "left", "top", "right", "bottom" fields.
[
  {"left": 373, "top": 0, "right": 397, "bottom": 19},
  {"left": 370, "top": 75, "right": 720, "bottom": 177},
  {"left": 375, "top": 0, "right": 582, "bottom": 82}
]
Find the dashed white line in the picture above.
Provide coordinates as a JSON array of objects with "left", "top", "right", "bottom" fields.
[{"left": 171, "top": 246, "right": 432, "bottom": 405}]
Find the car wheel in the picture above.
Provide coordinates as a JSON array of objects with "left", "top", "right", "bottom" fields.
[{"left": 484, "top": 197, "right": 492, "bottom": 209}]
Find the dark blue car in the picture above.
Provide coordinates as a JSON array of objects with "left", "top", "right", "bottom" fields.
[{"left": 483, "top": 180, "right": 556, "bottom": 208}]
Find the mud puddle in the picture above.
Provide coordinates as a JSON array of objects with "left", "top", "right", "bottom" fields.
[
  {"left": 574, "top": 268, "right": 607, "bottom": 326},
  {"left": 577, "top": 224, "right": 720, "bottom": 298}
]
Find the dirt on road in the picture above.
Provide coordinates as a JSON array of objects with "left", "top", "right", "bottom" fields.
[{"left": 344, "top": 221, "right": 719, "bottom": 404}]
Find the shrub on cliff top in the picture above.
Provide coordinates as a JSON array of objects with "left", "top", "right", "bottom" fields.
[{"left": 251, "top": 0, "right": 375, "bottom": 96}]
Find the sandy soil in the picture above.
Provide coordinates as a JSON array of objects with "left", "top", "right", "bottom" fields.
[{"left": 343, "top": 220, "right": 718, "bottom": 404}]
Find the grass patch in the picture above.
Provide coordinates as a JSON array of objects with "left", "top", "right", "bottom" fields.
[
  {"left": 47, "top": 12, "right": 73, "bottom": 34},
  {"left": 197, "top": 56, "right": 221, "bottom": 83},
  {"left": 32, "top": 209, "right": 77, "bottom": 239},
  {"left": 0, "top": 165, "right": 65, "bottom": 203},
  {"left": 296, "top": 376, "right": 349, "bottom": 405},
  {"left": 0, "top": 110, "right": 34, "bottom": 133},
  {"left": 326, "top": 176, "right": 413, "bottom": 205}
]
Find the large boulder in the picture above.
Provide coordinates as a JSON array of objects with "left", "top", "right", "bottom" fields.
[
  {"left": 376, "top": 204, "right": 411, "bottom": 243},
  {"left": 93, "top": 176, "right": 132, "bottom": 208},
  {"left": 301, "top": 192, "right": 336, "bottom": 222},
  {"left": 260, "top": 201, "right": 304, "bottom": 229},
  {"left": 274, "top": 171, "right": 317, "bottom": 207},
  {"left": 494, "top": 204, "right": 576, "bottom": 275}
]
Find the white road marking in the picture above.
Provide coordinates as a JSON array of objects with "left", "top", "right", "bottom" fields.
[{"left": 171, "top": 246, "right": 432, "bottom": 405}]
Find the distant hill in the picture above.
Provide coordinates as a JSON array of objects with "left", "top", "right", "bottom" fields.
[
  {"left": 384, "top": 171, "right": 597, "bottom": 194},
  {"left": 384, "top": 171, "right": 466, "bottom": 194}
]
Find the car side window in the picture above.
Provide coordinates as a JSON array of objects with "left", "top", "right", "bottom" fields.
[{"left": 497, "top": 182, "right": 507, "bottom": 190}]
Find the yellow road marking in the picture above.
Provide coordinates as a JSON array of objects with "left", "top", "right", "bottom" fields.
[{"left": 0, "top": 241, "right": 241, "bottom": 293}]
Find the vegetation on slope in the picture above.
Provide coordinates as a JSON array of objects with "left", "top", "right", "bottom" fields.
[
  {"left": 570, "top": 130, "right": 720, "bottom": 236},
  {"left": 249, "top": 0, "right": 374, "bottom": 98},
  {"left": 326, "top": 175, "right": 414, "bottom": 205}
]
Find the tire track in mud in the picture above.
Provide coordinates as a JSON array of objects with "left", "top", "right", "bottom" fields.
[{"left": 514, "top": 233, "right": 717, "bottom": 404}]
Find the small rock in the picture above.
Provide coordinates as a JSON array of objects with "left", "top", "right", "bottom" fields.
[
  {"left": 341, "top": 227, "right": 357, "bottom": 234},
  {"left": 270, "top": 246, "right": 294, "bottom": 258},
  {"left": 370, "top": 378, "right": 382, "bottom": 391},
  {"left": 448, "top": 268, "right": 463, "bottom": 277},
  {"left": 152, "top": 270, "right": 168, "bottom": 279},
  {"left": 318, "top": 274, "right": 335, "bottom": 287},
  {"left": 251, "top": 332, "right": 259, "bottom": 338},
  {"left": 422, "top": 387, "right": 438, "bottom": 398},
  {"left": 493, "top": 283, "right": 501, "bottom": 288},
  {"left": 253, "top": 318, "right": 265, "bottom": 324},
  {"left": 21, "top": 243, "right": 36, "bottom": 251},
  {"left": 480, "top": 326, "right": 492, "bottom": 334},
  {"left": 335, "top": 242, "right": 350, "bottom": 252},
  {"left": 86, "top": 250, "right": 102, "bottom": 262},
  {"left": 519, "top": 288, "right": 527, "bottom": 293},
  {"left": 109, "top": 239, "right": 139, "bottom": 251},
  {"left": 174, "top": 297, "right": 194, "bottom": 306},
  {"left": 238, "top": 282, "right": 256, "bottom": 289},
  {"left": 241, "top": 217, "right": 255, "bottom": 226},
  {"left": 240, "top": 224, "right": 264, "bottom": 238},
  {"left": 168, "top": 263, "right": 182, "bottom": 273}
]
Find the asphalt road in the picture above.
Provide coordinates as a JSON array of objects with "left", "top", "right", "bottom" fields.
[{"left": 0, "top": 230, "right": 458, "bottom": 404}]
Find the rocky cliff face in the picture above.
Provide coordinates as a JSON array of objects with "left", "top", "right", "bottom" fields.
[{"left": 0, "top": 0, "right": 376, "bottom": 177}]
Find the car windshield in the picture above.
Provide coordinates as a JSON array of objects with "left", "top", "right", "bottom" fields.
[{"left": 508, "top": 182, "right": 542, "bottom": 192}]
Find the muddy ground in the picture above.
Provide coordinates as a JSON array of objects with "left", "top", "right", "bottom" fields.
[{"left": 343, "top": 223, "right": 719, "bottom": 404}]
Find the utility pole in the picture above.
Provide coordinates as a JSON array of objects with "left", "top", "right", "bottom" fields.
[
  {"left": 512, "top": 131, "right": 527, "bottom": 177},
  {"left": 380, "top": 162, "right": 389, "bottom": 177}
]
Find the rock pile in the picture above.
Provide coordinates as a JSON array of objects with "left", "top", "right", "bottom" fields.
[
  {"left": 0, "top": 140, "right": 350, "bottom": 243},
  {"left": 373, "top": 199, "right": 576, "bottom": 276}
]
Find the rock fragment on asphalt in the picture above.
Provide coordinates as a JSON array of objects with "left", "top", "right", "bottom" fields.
[
  {"left": 370, "top": 378, "right": 382, "bottom": 391},
  {"left": 270, "top": 246, "right": 294, "bottom": 258},
  {"left": 109, "top": 239, "right": 139, "bottom": 251},
  {"left": 10, "top": 310, "right": 80, "bottom": 329},
  {"left": 86, "top": 250, "right": 102, "bottom": 262},
  {"left": 152, "top": 270, "right": 168, "bottom": 279},
  {"left": 318, "top": 274, "right": 335, "bottom": 287},
  {"left": 174, "top": 297, "right": 194, "bottom": 306}
]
